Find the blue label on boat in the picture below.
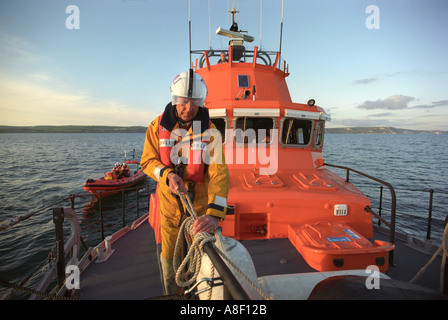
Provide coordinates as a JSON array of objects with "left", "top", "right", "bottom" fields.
[
  {"left": 326, "top": 237, "right": 351, "bottom": 242},
  {"left": 343, "top": 229, "right": 361, "bottom": 239}
]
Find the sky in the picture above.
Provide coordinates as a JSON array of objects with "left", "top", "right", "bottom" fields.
[{"left": 0, "top": 0, "right": 447, "bottom": 130}]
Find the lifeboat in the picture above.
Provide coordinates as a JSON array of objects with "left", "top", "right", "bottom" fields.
[
  {"left": 83, "top": 160, "right": 147, "bottom": 196},
  {"left": 44, "top": 7, "right": 448, "bottom": 302},
  {"left": 148, "top": 11, "right": 395, "bottom": 275}
]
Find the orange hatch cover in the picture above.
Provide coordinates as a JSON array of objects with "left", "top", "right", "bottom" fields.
[{"left": 288, "top": 221, "right": 395, "bottom": 273}]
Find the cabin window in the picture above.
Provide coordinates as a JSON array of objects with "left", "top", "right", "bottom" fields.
[
  {"left": 281, "top": 118, "right": 313, "bottom": 146},
  {"left": 210, "top": 118, "right": 227, "bottom": 143},
  {"left": 234, "top": 117, "right": 275, "bottom": 144},
  {"left": 313, "top": 120, "right": 325, "bottom": 149}
]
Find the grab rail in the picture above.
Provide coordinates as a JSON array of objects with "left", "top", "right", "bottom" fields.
[
  {"left": 30, "top": 207, "right": 81, "bottom": 299},
  {"left": 1, "top": 182, "right": 153, "bottom": 299},
  {"left": 324, "top": 163, "right": 397, "bottom": 265}
]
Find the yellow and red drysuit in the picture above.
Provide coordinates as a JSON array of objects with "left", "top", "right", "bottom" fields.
[{"left": 140, "top": 103, "right": 229, "bottom": 260}]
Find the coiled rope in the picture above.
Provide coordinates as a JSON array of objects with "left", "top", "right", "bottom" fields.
[
  {"left": 173, "top": 190, "right": 216, "bottom": 288},
  {"left": 172, "top": 190, "right": 271, "bottom": 300},
  {"left": 410, "top": 221, "right": 448, "bottom": 293}
]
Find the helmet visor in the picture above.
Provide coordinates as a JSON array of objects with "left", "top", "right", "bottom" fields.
[{"left": 172, "top": 96, "right": 204, "bottom": 107}]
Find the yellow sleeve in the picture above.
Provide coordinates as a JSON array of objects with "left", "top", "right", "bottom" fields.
[
  {"left": 205, "top": 124, "right": 229, "bottom": 220},
  {"left": 140, "top": 117, "right": 175, "bottom": 186}
]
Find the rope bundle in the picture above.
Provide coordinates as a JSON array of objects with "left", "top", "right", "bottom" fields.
[
  {"left": 172, "top": 190, "right": 272, "bottom": 300},
  {"left": 173, "top": 190, "right": 215, "bottom": 288}
]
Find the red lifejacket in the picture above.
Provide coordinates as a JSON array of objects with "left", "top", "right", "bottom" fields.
[{"left": 158, "top": 116, "right": 209, "bottom": 183}]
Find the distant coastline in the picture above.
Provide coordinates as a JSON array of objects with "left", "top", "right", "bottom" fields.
[
  {"left": 0, "top": 125, "right": 147, "bottom": 133},
  {"left": 325, "top": 127, "right": 447, "bottom": 134},
  {"left": 0, "top": 125, "right": 446, "bottom": 134}
]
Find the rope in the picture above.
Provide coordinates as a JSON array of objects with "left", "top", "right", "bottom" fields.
[
  {"left": 0, "top": 278, "right": 78, "bottom": 300},
  {"left": 410, "top": 221, "right": 448, "bottom": 293},
  {"left": 172, "top": 191, "right": 272, "bottom": 300},
  {"left": 173, "top": 191, "right": 215, "bottom": 288}
]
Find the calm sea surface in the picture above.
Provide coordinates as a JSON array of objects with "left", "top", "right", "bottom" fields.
[{"left": 0, "top": 132, "right": 447, "bottom": 299}]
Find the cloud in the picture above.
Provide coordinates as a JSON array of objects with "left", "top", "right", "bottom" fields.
[
  {"left": 353, "top": 77, "right": 378, "bottom": 85},
  {"left": 0, "top": 32, "right": 38, "bottom": 65},
  {"left": 411, "top": 100, "right": 448, "bottom": 109},
  {"left": 357, "top": 94, "right": 415, "bottom": 110},
  {"left": 0, "top": 77, "right": 157, "bottom": 126},
  {"left": 369, "top": 112, "right": 394, "bottom": 117}
]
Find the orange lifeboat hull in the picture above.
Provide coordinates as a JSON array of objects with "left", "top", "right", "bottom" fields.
[{"left": 83, "top": 160, "right": 147, "bottom": 196}]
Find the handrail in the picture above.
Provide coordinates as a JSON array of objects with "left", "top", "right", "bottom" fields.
[
  {"left": 324, "top": 163, "right": 396, "bottom": 265},
  {"left": 30, "top": 207, "right": 81, "bottom": 299},
  {"left": 1, "top": 182, "right": 153, "bottom": 299},
  {"left": 191, "top": 48, "right": 282, "bottom": 69}
]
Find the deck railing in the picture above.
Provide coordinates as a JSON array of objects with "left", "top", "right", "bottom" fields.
[
  {"left": 325, "top": 163, "right": 397, "bottom": 265},
  {"left": 2, "top": 169, "right": 446, "bottom": 298},
  {"left": 0, "top": 182, "right": 154, "bottom": 299}
]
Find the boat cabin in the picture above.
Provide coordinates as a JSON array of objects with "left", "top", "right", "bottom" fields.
[
  {"left": 191, "top": 39, "right": 374, "bottom": 243},
  {"left": 148, "top": 23, "right": 394, "bottom": 274}
]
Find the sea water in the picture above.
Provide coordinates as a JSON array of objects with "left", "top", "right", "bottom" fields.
[{"left": 0, "top": 132, "right": 447, "bottom": 299}]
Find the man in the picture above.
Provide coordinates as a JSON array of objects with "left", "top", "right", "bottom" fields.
[
  {"left": 140, "top": 69, "right": 229, "bottom": 295},
  {"left": 217, "top": 52, "right": 228, "bottom": 64}
]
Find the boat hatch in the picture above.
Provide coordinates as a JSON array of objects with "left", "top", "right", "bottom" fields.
[
  {"left": 292, "top": 172, "right": 337, "bottom": 191},
  {"left": 241, "top": 172, "right": 285, "bottom": 189},
  {"left": 288, "top": 221, "right": 395, "bottom": 273}
]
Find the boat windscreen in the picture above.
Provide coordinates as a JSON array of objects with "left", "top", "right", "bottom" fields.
[
  {"left": 234, "top": 117, "right": 275, "bottom": 144},
  {"left": 281, "top": 119, "right": 313, "bottom": 146}
]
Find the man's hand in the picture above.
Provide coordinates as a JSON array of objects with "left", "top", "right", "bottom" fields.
[
  {"left": 167, "top": 172, "right": 188, "bottom": 195},
  {"left": 193, "top": 215, "right": 220, "bottom": 235}
]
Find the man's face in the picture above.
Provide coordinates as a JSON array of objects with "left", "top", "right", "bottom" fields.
[{"left": 175, "top": 97, "right": 200, "bottom": 122}]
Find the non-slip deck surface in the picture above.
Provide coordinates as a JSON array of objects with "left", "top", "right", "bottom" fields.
[
  {"left": 79, "top": 222, "right": 444, "bottom": 299},
  {"left": 79, "top": 221, "right": 163, "bottom": 300}
]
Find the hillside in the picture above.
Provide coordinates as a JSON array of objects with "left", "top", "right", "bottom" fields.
[
  {"left": 325, "top": 127, "right": 447, "bottom": 134},
  {"left": 0, "top": 125, "right": 446, "bottom": 134},
  {"left": 0, "top": 125, "right": 147, "bottom": 133}
]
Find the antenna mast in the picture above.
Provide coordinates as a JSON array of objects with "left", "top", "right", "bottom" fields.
[
  {"left": 279, "top": 0, "right": 284, "bottom": 56},
  {"left": 259, "top": 0, "right": 262, "bottom": 49},
  {"left": 188, "top": 0, "right": 192, "bottom": 66},
  {"left": 208, "top": 0, "right": 212, "bottom": 48}
]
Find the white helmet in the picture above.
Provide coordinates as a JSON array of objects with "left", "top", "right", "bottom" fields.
[{"left": 170, "top": 69, "right": 207, "bottom": 107}]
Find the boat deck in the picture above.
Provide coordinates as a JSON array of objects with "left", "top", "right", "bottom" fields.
[
  {"left": 79, "top": 220, "right": 163, "bottom": 300},
  {"left": 78, "top": 220, "right": 445, "bottom": 299}
]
